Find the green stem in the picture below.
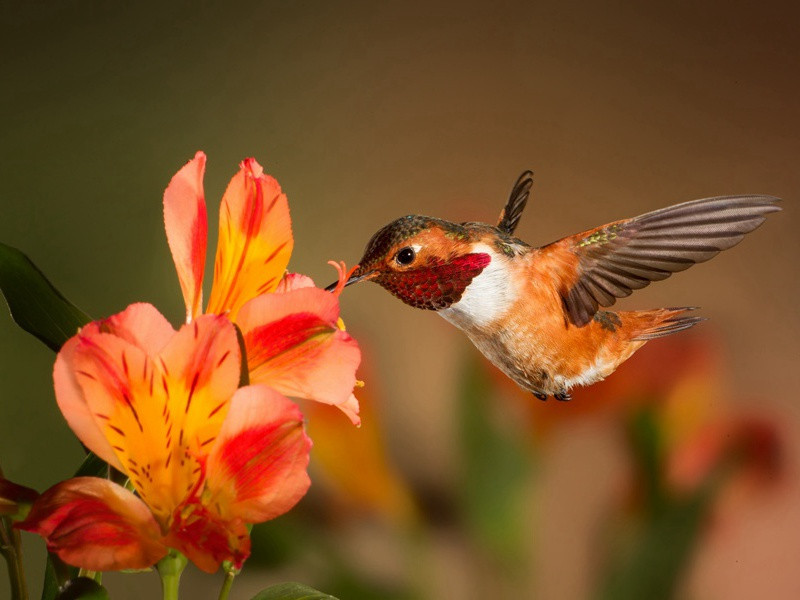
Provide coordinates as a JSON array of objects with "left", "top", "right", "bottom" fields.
[
  {"left": 156, "top": 550, "right": 187, "bottom": 600},
  {"left": 217, "top": 568, "right": 236, "bottom": 600},
  {"left": 0, "top": 518, "right": 28, "bottom": 600}
]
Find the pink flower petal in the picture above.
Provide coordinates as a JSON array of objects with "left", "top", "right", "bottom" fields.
[
  {"left": 206, "top": 158, "right": 294, "bottom": 320},
  {"left": 237, "top": 288, "right": 361, "bottom": 421},
  {"left": 54, "top": 334, "right": 126, "bottom": 472},
  {"left": 92, "top": 303, "right": 175, "bottom": 356},
  {"left": 336, "top": 393, "right": 362, "bottom": 427},
  {"left": 205, "top": 385, "right": 311, "bottom": 523},
  {"left": 16, "top": 477, "right": 167, "bottom": 571},
  {"left": 164, "top": 151, "right": 209, "bottom": 322}
]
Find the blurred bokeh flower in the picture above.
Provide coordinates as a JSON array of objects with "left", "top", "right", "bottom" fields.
[
  {"left": 303, "top": 356, "right": 417, "bottom": 526},
  {"left": 17, "top": 304, "right": 312, "bottom": 573},
  {"left": 164, "top": 152, "right": 361, "bottom": 424}
]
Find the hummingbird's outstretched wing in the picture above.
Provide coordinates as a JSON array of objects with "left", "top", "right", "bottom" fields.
[
  {"left": 496, "top": 170, "right": 534, "bottom": 235},
  {"left": 547, "top": 195, "right": 781, "bottom": 327}
]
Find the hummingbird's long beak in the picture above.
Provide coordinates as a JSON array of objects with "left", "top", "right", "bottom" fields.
[{"left": 324, "top": 268, "right": 375, "bottom": 292}]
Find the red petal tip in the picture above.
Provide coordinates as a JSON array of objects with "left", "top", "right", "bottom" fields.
[{"left": 240, "top": 158, "right": 264, "bottom": 179}]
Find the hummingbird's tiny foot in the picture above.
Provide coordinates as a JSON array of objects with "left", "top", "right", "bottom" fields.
[
  {"left": 554, "top": 391, "right": 572, "bottom": 402},
  {"left": 533, "top": 391, "right": 548, "bottom": 401}
]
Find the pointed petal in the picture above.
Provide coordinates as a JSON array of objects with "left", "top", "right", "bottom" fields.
[
  {"left": 206, "top": 158, "right": 293, "bottom": 320},
  {"left": 205, "top": 385, "right": 311, "bottom": 523},
  {"left": 95, "top": 303, "right": 175, "bottom": 355},
  {"left": 237, "top": 288, "right": 361, "bottom": 421},
  {"left": 336, "top": 393, "right": 361, "bottom": 427},
  {"left": 166, "top": 501, "right": 250, "bottom": 573},
  {"left": 164, "top": 151, "right": 208, "bottom": 322},
  {"left": 16, "top": 477, "right": 167, "bottom": 571}
]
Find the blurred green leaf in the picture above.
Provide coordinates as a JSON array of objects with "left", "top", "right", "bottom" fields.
[
  {"left": 597, "top": 410, "right": 729, "bottom": 600},
  {"left": 249, "top": 516, "right": 308, "bottom": 568},
  {"left": 627, "top": 406, "right": 666, "bottom": 514},
  {"left": 323, "top": 566, "right": 411, "bottom": 600},
  {"left": 250, "top": 582, "right": 338, "bottom": 600},
  {"left": 54, "top": 577, "right": 109, "bottom": 600},
  {"left": 597, "top": 490, "right": 713, "bottom": 600},
  {"left": 0, "top": 242, "right": 91, "bottom": 352},
  {"left": 73, "top": 453, "right": 108, "bottom": 478},
  {"left": 457, "top": 351, "right": 534, "bottom": 565},
  {"left": 40, "top": 558, "right": 61, "bottom": 600}
]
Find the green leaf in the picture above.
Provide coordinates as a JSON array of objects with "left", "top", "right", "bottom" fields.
[
  {"left": 73, "top": 453, "right": 109, "bottom": 479},
  {"left": 0, "top": 242, "right": 91, "bottom": 352},
  {"left": 250, "top": 582, "right": 339, "bottom": 600},
  {"left": 54, "top": 577, "right": 109, "bottom": 600},
  {"left": 41, "top": 553, "right": 74, "bottom": 600}
]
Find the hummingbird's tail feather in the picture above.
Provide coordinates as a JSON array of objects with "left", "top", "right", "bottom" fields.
[
  {"left": 496, "top": 170, "right": 534, "bottom": 235},
  {"left": 630, "top": 307, "right": 706, "bottom": 341}
]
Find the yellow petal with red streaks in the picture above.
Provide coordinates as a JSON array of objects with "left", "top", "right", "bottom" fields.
[
  {"left": 16, "top": 477, "right": 167, "bottom": 571},
  {"left": 237, "top": 287, "right": 361, "bottom": 423},
  {"left": 164, "top": 151, "right": 208, "bottom": 322},
  {"left": 146, "top": 313, "right": 242, "bottom": 521},
  {"left": 64, "top": 311, "right": 240, "bottom": 524},
  {"left": 206, "top": 158, "right": 293, "bottom": 320},
  {"left": 205, "top": 385, "right": 311, "bottom": 523}
]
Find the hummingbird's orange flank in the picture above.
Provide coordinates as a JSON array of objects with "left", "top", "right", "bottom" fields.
[{"left": 328, "top": 173, "right": 780, "bottom": 401}]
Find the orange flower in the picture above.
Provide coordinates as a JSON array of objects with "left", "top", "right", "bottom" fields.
[
  {"left": 18, "top": 304, "right": 311, "bottom": 573},
  {"left": 163, "top": 152, "right": 361, "bottom": 424}
]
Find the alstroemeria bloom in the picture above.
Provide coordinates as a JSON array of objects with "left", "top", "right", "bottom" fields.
[
  {"left": 163, "top": 152, "right": 361, "bottom": 424},
  {"left": 17, "top": 303, "right": 312, "bottom": 573}
]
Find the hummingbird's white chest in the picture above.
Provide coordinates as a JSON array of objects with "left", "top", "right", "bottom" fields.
[{"left": 438, "top": 246, "right": 515, "bottom": 331}]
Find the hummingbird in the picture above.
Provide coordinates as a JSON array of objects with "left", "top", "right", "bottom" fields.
[{"left": 328, "top": 173, "right": 780, "bottom": 401}]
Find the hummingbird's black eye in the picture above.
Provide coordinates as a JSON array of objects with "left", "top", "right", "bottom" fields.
[{"left": 395, "top": 246, "right": 416, "bottom": 266}]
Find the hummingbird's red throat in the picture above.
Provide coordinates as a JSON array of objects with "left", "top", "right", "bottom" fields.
[{"left": 377, "top": 253, "right": 491, "bottom": 310}]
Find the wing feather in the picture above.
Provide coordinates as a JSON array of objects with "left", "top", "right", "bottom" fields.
[
  {"left": 557, "top": 194, "right": 780, "bottom": 326},
  {"left": 497, "top": 170, "right": 534, "bottom": 235}
]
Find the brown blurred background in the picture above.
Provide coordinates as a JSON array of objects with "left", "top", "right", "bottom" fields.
[{"left": 1, "top": 1, "right": 798, "bottom": 598}]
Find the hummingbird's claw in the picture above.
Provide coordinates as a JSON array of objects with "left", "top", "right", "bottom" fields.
[
  {"left": 554, "top": 391, "right": 572, "bottom": 402},
  {"left": 533, "top": 391, "right": 548, "bottom": 401}
]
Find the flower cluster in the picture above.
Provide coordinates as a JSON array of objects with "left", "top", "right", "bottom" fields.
[{"left": 16, "top": 152, "right": 361, "bottom": 573}]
